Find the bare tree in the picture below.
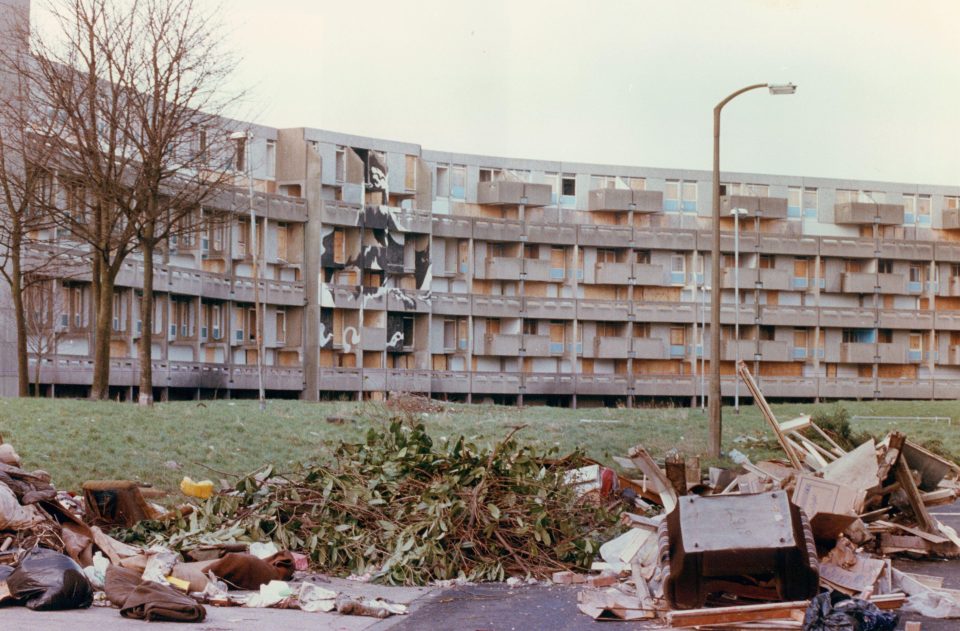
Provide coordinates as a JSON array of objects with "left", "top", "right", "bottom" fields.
[
  {"left": 117, "top": 0, "right": 241, "bottom": 406},
  {"left": 8, "top": 0, "right": 240, "bottom": 400},
  {"left": 23, "top": 277, "right": 65, "bottom": 396}
]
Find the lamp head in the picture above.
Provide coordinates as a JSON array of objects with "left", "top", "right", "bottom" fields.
[
  {"left": 730, "top": 208, "right": 749, "bottom": 216},
  {"left": 767, "top": 83, "right": 797, "bottom": 95}
]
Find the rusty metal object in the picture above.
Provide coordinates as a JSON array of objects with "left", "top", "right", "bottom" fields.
[{"left": 658, "top": 491, "right": 819, "bottom": 609}]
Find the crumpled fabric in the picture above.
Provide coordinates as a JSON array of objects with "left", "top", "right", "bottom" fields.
[
  {"left": 105, "top": 564, "right": 205, "bottom": 622},
  {"left": 803, "top": 591, "right": 898, "bottom": 631},
  {"left": 206, "top": 552, "right": 295, "bottom": 591}
]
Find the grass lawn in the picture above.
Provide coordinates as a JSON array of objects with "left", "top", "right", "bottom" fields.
[{"left": 1, "top": 397, "right": 959, "bottom": 496}]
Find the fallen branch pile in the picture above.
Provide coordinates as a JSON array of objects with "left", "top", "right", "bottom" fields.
[{"left": 128, "top": 420, "right": 621, "bottom": 585}]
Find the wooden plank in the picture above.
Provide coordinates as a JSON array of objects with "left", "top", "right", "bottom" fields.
[
  {"left": 895, "top": 457, "right": 936, "bottom": 533},
  {"left": 790, "top": 431, "right": 838, "bottom": 463},
  {"left": 737, "top": 362, "right": 803, "bottom": 469},
  {"left": 822, "top": 440, "right": 880, "bottom": 492},
  {"left": 809, "top": 422, "right": 847, "bottom": 456},
  {"left": 778, "top": 415, "right": 812, "bottom": 433},
  {"left": 626, "top": 444, "right": 678, "bottom": 513},
  {"left": 873, "top": 520, "right": 949, "bottom": 544},
  {"left": 665, "top": 452, "right": 687, "bottom": 496},
  {"left": 666, "top": 600, "right": 809, "bottom": 627}
]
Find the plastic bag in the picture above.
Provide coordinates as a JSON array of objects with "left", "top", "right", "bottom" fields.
[
  {"left": 803, "top": 591, "right": 898, "bottom": 631},
  {"left": 7, "top": 548, "right": 93, "bottom": 610},
  {"left": 902, "top": 589, "right": 960, "bottom": 619},
  {"left": 0, "top": 483, "right": 44, "bottom": 530}
]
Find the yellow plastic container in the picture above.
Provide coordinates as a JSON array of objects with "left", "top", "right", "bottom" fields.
[{"left": 179, "top": 476, "right": 215, "bottom": 500}]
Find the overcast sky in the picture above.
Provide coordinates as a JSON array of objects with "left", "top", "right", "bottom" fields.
[{"left": 37, "top": 0, "right": 960, "bottom": 186}]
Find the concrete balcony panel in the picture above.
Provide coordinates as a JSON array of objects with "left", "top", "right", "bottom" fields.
[
  {"left": 633, "top": 374, "right": 694, "bottom": 397},
  {"left": 432, "top": 215, "right": 473, "bottom": 239},
  {"left": 723, "top": 339, "right": 756, "bottom": 361},
  {"left": 384, "top": 369, "right": 432, "bottom": 393},
  {"left": 474, "top": 219, "right": 524, "bottom": 242},
  {"left": 933, "top": 380, "right": 960, "bottom": 399},
  {"left": 633, "top": 263, "right": 667, "bottom": 285},
  {"left": 878, "top": 378, "right": 933, "bottom": 399},
  {"left": 587, "top": 189, "right": 664, "bottom": 213},
  {"left": 476, "top": 333, "right": 521, "bottom": 356},
  {"left": 321, "top": 201, "right": 361, "bottom": 226},
  {"left": 593, "top": 336, "right": 630, "bottom": 359},
  {"left": 876, "top": 342, "right": 906, "bottom": 363},
  {"left": 577, "top": 299, "right": 630, "bottom": 321},
  {"left": 576, "top": 374, "right": 630, "bottom": 395},
  {"left": 759, "top": 305, "right": 817, "bottom": 327},
  {"left": 834, "top": 202, "right": 905, "bottom": 225},
  {"left": 718, "top": 303, "right": 757, "bottom": 326},
  {"left": 318, "top": 368, "right": 361, "bottom": 391},
  {"left": 577, "top": 224, "right": 632, "bottom": 248},
  {"left": 877, "top": 273, "right": 908, "bottom": 294},
  {"left": 883, "top": 241, "right": 933, "bottom": 261},
  {"left": 946, "top": 346, "right": 960, "bottom": 366},
  {"left": 387, "top": 289, "right": 431, "bottom": 313},
  {"left": 943, "top": 209, "right": 960, "bottom": 230},
  {"left": 471, "top": 371, "right": 521, "bottom": 394},
  {"left": 721, "top": 268, "right": 791, "bottom": 290},
  {"left": 635, "top": 229, "right": 696, "bottom": 251},
  {"left": 477, "top": 181, "right": 551, "bottom": 207},
  {"left": 758, "top": 235, "right": 819, "bottom": 256},
  {"left": 754, "top": 376, "right": 818, "bottom": 399},
  {"left": 480, "top": 256, "right": 521, "bottom": 280},
  {"left": 524, "top": 297, "right": 576, "bottom": 319},
  {"left": 325, "top": 285, "right": 361, "bottom": 310},
  {"left": 526, "top": 223, "right": 577, "bottom": 245},
  {"left": 841, "top": 272, "right": 878, "bottom": 294},
  {"left": 819, "top": 378, "right": 875, "bottom": 400},
  {"left": 430, "top": 370, "right": 471, "bottom": 393},
  {"left": 936, "top": 242, "right": 960, "bottom": 263},
  {"left": 840, "top": 342, "right": 876, "bottom": 363},
  {"left": 632, "top": 338, "right": 669, "bottom": 359},
  {"left": 525, "top": 372, "right": 575, "bottom": 395},
  {"left": 594, "top": 261, "right": 632, "bottom": 285},
  {"left": 431, "top": 292, "right": 471, "bottom": 316},
  {"left": 263, "top": 279, "right": 306, "bottom": 306},
  {"left": 715, "top": 231, "right": 758, "bottom": 253},
  {"left": 472, "top": 295, "right": 522, "bottom": 318},
  {"left": 523, "top": 258, "right": 556, "bottom": 282},
  {"left": 944, "top": 277, "right": 960, "bottom": 297},
  {"left": 634, "top": 301, "right": 696, "bottom": 323},
  {"left": 878, "top": 309, "right": 933, "bottom": 329},
  {"left": 935, "top": 311, "right": 960, "bottom": 331},
  {"left": 721, "top": 194, "right": 789, "bottom": 219},
  {"left": 820, "top": 237, "right": 876, "bottom": 259},
  {"left": 819, "top": 307, "right": 876, "bottom": 328},
  {"left": 521, "top": 334, "right": 551, "bottom": 356}
]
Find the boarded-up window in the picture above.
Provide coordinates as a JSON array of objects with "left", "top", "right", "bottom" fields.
[
  {"left": 794, "top": 329, "right": 808, "bottom": 349},
  {"left": 333, "top": 229, "right": 345, "bottom": 264},
  {"left": 276, "top": 309, "right": 286, "bottom": 344},
  {"left": 670, "top": 327, "right": 685, "bottom": 346},
  {"left": 794, "top": 257, "right": 808, "bottom": 278},
  {"left": 277, "top": 223, "right": 288, "bottom": 261},
  {"left": 549, "top": 322, "right": 565, "bottom": 344},
  {"left": 405, "top": 155, "right": 417, "bottom": 190}
]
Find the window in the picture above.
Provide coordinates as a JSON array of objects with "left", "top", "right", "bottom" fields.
[
  {"left": 759, "top": 255, "right": 774, "bottom": 270},
  {"left": 276, "top": 309, "right": 286, "bottom": 345},
  {"left": 197, "top": 128, "right": 208, "bottom": 165},
  {"left": 234, "top": 136, "right": 246, "bottom": 172},
  {"left": 634, "top": 322, "right": 650, "bottom": 338},
  {"left": 682, "top": 182, "right": 697, "bottom": 211},
  {"left": 635, "top": 250, "right": 651, "bottom": 265},
  {"left": 479, "top": 168, "right": 502, "bottom": 182},
  {"left": 72, "top": 287, "right": 83, "bottom": 327},
  {"left": 335, "top": 147, "right": 345, "bottom": 183},
  {"left": 276, "top": 223, "right": 288, "bottom": 261},
  {"left": 665, "top": 180, "right": 697, "bottom": 212},
  {"left": 803, "top": 187, "right": 817, "bottom": 218},
  {"left": 835, "top": 189, "right": 855, "bottom": 204},
  {"left": 596, "top": 248, "right": 616, "bottom": 264},
  {"left": 405, "top": 155, "right": 418, "bottom": 190},
  {"left": 878, "top": 259, "right": 893, "bottom": 274},
  {"left": 247, "top": 307, "right": 257, "bottom": 342},
  {"left": 844, "top": 259, "right": 863, "bottom": 273},
  {"left": 917, "top": 194, "right": 931, "bottom": 225},
  {"left": 524, "top": 244, "right": 540, "bottom": 259},
  {"left": 902, "top": 194, "right": 916, "bottom": 223},
  {"left": 946, "top": 196, "right": 960, "bottom": 211},
  {"left": 450, "top": 165, "right": 466, "bottom": 199},
  {"left": 435, "top": 166, "right": 449, "bottom": 198},
  {"left": 265, "top": 140, "right": 276, "bottom": 178},
  {"left": 523, "top": 319, "right": 537, "bottom": 335},
  {"left": 590, "top": 175, "right": 615, "bottom": 190},
  {"left": 788, "top": 187, "right": 802, "bottom": 218},
  {"left": 670, "top": 254, "right": 685, "bottom": 284},
  {"left": 212, "top": 304, "right": 222, "bottom": 340},
  {"left": 560, "top": 174, "right": 576, "bottom": 207}
]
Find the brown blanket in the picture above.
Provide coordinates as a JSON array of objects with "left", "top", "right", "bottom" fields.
[
  {"left": 205, "top": 551, "right": 295, "bottom": 591},
  {"left": 104, "top": 565, "right": 205, "bottom": 622}
]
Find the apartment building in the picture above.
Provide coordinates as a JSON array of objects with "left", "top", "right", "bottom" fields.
[{"left": 10, "top": 120, "right": 960, "bottom": 405}]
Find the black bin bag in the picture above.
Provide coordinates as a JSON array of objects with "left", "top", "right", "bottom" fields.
[
  {"left": 7, "top": 548, "right": 93, "bottom": 610},
  {"left": 803, "top": 591, "right": 898, "bottom": 631}
]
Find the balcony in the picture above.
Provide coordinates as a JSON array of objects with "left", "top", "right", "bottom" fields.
[
  {"left": 943, "top": 209, "right": 960, "bottom": 230},
  {"left": 945, "top": 346, "right": 960, "bottom": 365},
  {"left": 476, "top": 181, "right": 551, "bottom": 207},
  {"left": 588, "top": 189, "right": 663, "bottom": 213},
  {"left": 633, "top": 301, "right": 696, "bottom": 323},
  {"left": 577, "top": 299, "right": 630, "bottom": 321},
  {"left": 471, "top": 295, "right": 522, "bottom": 318},
  {"left": 633, "top": 263, "right": 667, "bottom": 286},
  {"left": 877, "top": 273, "right": 908, "bottom": 294},
  {"left": 632, "top": 338, "right": 669, "bottom": 359},
  {"left": 721, "top": 267, "right": 792, "bottom": 290},
  {"left": 577, "top": 224, "right": 632, "bottom": 248},
  {"left": 523, "top": 258, "right": 560, "bottom": 282},
  {"left": 819, "top": 307, "right": 875, "bottom": 328},
  {"left": 476, "top": 333, "right": 521, "bottom": 356},
  {"left": 876, "top": 343, "right": 906, "bottom": 364},
  {"left": 431, "top": 215, "right": 473, "bottom": 239},
  {"left": 593, "top": 336, "right": 630, "bottom": 359},
  {"left": 320, "top": 200, "right": 360, "bottom": 226},
  {"left": 523, "top": 297, "right": 576, "bottom": 319},
  {"left": 594, "top": 261, "right": 632, "bottom": 285},
  {"left": 819, "top": 237, "right": 876, "bottom": 259},
  {"left": 521, "top": 334, "right": 552, "bottom": 356},
  {"left": 526, "top": 223, "right": 577, "bottom": 245},
  {"left": 840, "top": 272, "right": 877, "bottom": 294},
  {"left": 878, "top": 378, "right": 933, "bottom": 399},
  {"left": 878, "top": 309, "right": 933, "bottom": 329},
  {"left": 575, "top": 374, "right": 630, "bottom": 396},
  {"left": 834, "top": 201, "right": 904, "bottom": 225},
  {"left": 634, "top": 228, "right": 696, "bottom": 251},
  {"left": 819, "top": 378, "right": 875, "bottom": 400},
  {"left": 759, "top": 305, "right": 817, "bottom": 327},
  {"left": 721, "top": 194, "right": 789, "bottom": 220},
  {"left": 480, "top": 257, "right": 521, "bottom": 280},
  {"left": 360, "top": 327, "right": 386, "bottom": 352},
  {"left": 758, "top": 234, "right": 819, "bottom": 256},
  {"left": 318, "top": 368, "right": 361, "bottom": 391},
  {"left": 840, "top": 342, "right": 875, "bottom": 363},
  {"left": 945, "top": 277, "right": 960, "bottom": 297},
  {"left": 474, "top": 219, "right": 524, "bottom": 242}
]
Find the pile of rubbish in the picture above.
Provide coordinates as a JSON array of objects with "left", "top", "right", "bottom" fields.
[{"left": 565, "top": 361, "right": 960, "bottom": 629}]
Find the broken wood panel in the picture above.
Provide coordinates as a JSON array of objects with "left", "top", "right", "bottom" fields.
[
  {"left": 737, "top": 361, "right": 803, "bottom": 469},
  {"left": 666, "top": 600, "right": 809, "bottom": 627}
]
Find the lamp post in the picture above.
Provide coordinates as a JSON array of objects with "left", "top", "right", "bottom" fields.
[
  {"left": 731, "top": 207, "right": 749, "bottom": 414},
  {"left": 709, "top": 82, "right": 795, "bottom": 458},
  {"left": 230, "top": 130, "right": 266, "bottom": 412}
]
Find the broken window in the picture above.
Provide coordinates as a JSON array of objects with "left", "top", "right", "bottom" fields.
[{"left": 561, "top": 175, "right": 576, "bottom": 196}]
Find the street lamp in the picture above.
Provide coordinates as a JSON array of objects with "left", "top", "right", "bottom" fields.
[
  {"left": 708, "top": 82, "right": 795, "bottom": 458},
  {"left": 230, "top": 130, "right": 266, "bottom": 412},
  {"left": 730, "top": 207, "right": 749, "bottom": 415}
]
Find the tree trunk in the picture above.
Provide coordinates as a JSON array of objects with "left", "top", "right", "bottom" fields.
[
  {"left": 10, "top": 248, "right": 29, "bottom": 397},
  {"left": 137, "top": 236, "right": 155, "bottom": 406},
  {"left": 89, "top": 261, "right": 115, "bottom": 400}
]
